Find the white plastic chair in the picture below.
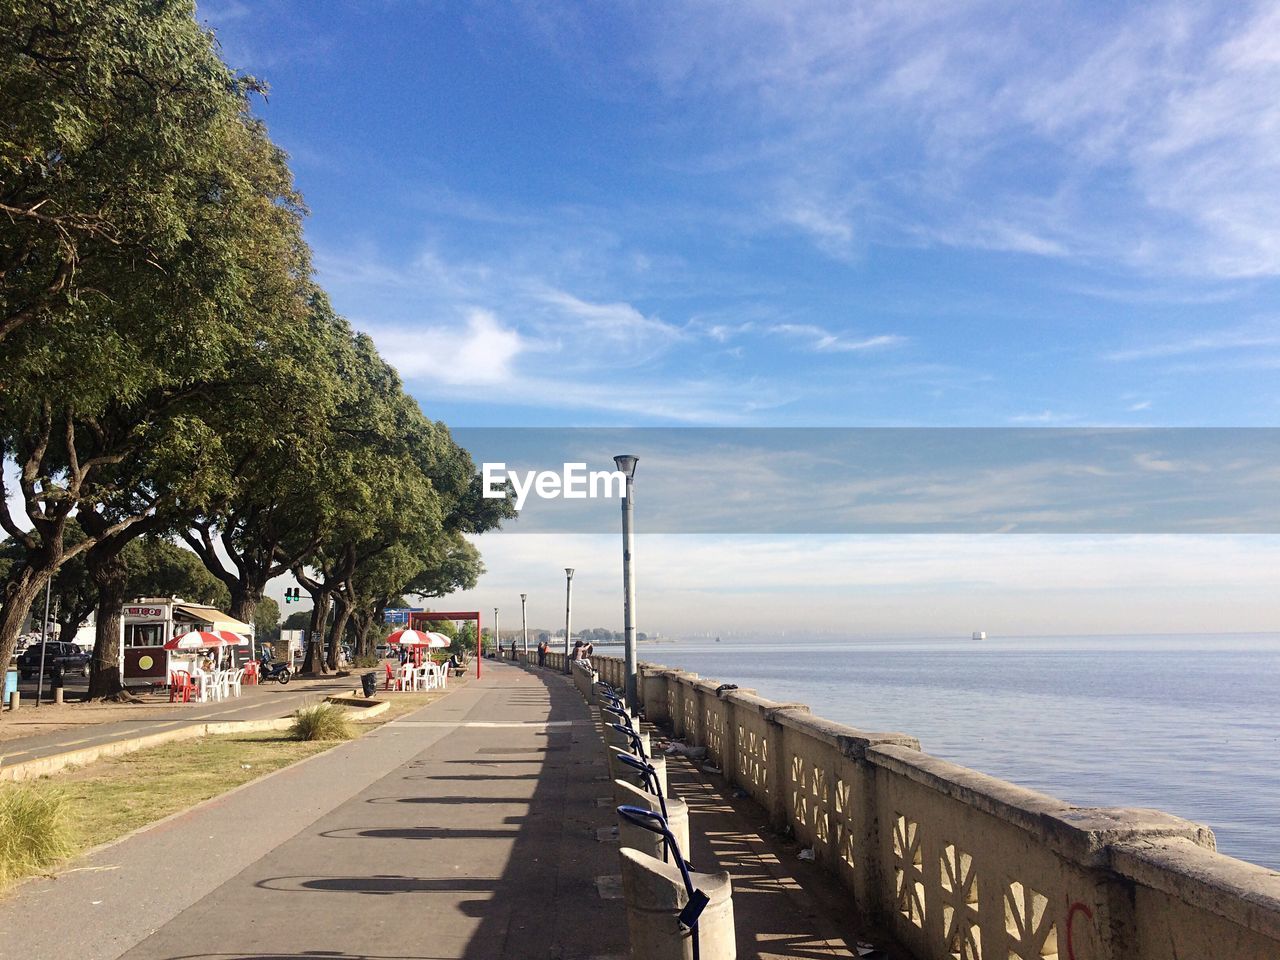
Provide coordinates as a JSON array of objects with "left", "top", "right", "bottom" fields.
[
  {"left": 398, "top": 664, "right": 416, "bottom": 691},
  {"left": 192, "top": 670, "right": 217, "bottom": 702},
  {"left": 224, "top": 668, "right": 244, "bottom": 698}
]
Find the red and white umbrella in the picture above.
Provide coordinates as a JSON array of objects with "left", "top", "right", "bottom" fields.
[
  {"left": 214, "top": 630, "right": 250, "bottom": 645},
  {"left": 164, "top": 630, "right": 232, "bottom": 650},
  {"left": 387, "top": 629, "right": 451, "bottom": 648}
]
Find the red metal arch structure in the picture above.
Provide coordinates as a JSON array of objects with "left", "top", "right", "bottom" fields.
[{"left": 409, "top": 610, "right": 483, "bottom": 679}]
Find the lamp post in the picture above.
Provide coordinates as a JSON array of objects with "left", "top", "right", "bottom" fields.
[
  {"left": 494, "top": 607, "right": 499, "bottom": 659},
  {"left": 563, "top": 568, "right": 574, "bottom": 673},
  {"left": 614, "top": 454, "right": 639, "bottom": 710},
  {"left": 34, "top": 577, "right": 52, "bottom": 707},
  {"left": 520, "top": 593, "right": 528, "bottom": 656}
]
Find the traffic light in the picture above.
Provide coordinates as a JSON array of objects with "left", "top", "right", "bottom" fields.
[{"left": 284, "top": 587, "right": 301, "bottom": 604}]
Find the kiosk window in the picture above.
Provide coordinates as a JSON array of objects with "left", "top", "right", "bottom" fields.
[{"left": 125, "top": 623, "right": 165, "bottom": 647}]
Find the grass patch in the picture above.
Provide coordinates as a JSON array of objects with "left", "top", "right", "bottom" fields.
[
  {"left": 0, "top": 786, "right": 75, "bottom": 889},
  {"left": 290, "top": 703, "right": 352, "bottom": 741},
  {"left": 58, "top": 732, "right": 335, "bottom": 852},
  {"left": 0, "top": 673, "right": 463, "bottom": 894}
]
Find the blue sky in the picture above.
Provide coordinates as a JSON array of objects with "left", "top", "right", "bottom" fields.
[
  {"left": 196, "top": 1, "right": 1280, "bottom": 633},
  {"left": 201, "top": 0, "right": 1280, "bottom": 430}
]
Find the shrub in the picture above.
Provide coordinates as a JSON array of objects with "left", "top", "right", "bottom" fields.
[
  {"left": 290, "top": 703, "right": 352, "bottom": 741},
  {"left": 352, "top": 654, "right": 381, "bottom": 668},
  {"left": 0, "top": 785, "right": 75, "bottom": 888}
]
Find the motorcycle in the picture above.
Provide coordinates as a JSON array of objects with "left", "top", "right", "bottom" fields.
[{"left": 257, "top": 656, "right": 292, "bottom": 684}]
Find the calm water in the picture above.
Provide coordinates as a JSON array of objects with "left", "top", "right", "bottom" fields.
[{"left": 641, "top": 634, "right": 1280, "bottom": 870}]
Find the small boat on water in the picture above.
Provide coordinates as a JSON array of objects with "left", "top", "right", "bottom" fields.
[{"left": 972, "top": 631, "right": 987, "bottom": 640}]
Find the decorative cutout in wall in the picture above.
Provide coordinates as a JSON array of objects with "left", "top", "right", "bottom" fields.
[
  {"left": 893, "top": 813, "right": 926, "bottom": 929},
  {"left": 1005, "top": 880, "right": 1057, "bottom": 960},
  {"left": 940, "top": 842, "right": 981, "bottom": 960},
  {"left": 835, "top": 778, "right": 856, "bottom": 869}
]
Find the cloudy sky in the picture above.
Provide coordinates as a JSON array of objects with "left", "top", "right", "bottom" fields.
[{"left": 199, "top": 1, "right": 1280, "bottom": 636}]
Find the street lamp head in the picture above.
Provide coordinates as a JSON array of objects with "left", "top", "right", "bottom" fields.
[
  {"left": 565, "top": 567, "right": 574, "bottom": 579},
  {"left": 520, "top": 593, "right": 527, "bottom": 602},
  {"left": 613, "top": 454, "right": 639, "bottom": 478}
]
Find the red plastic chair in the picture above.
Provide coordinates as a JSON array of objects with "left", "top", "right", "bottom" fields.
[
  {"left": 169, "top": 670, "right": 194, "bottom": 703},
  {"left": 242, "top": 660, "right": 258, "bottom": 685},
  {"left": 384, "top": 662, "right": 396, "bottom": 690}
]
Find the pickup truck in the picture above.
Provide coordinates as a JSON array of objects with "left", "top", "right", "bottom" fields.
[{"left": 17, "top": 641, "right": 91, "bottom": 680}]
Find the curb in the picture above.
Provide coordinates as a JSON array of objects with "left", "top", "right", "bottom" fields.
[{"left": 324, "top": 696, "right": 392, "bottom": 721}]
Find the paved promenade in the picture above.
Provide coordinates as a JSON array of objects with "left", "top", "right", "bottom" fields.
[{"left": 1, "top": 660, "right": 889, "bottom": 960}]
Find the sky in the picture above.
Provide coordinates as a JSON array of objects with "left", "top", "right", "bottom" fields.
[{"left": 194, "top": 0, "right": 1280, "bottom": 636}]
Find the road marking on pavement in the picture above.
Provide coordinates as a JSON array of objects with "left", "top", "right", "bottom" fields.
[{"left": 390, "top": 720, "right": 593, "bottom": 728}]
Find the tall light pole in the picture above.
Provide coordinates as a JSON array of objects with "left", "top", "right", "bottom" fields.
[
  {"left": 35, "top": 577, "right": 52, "bottom": 707},
  {"left": 563, "top": 568, "right": 574, "bottom": 673},
  {"left": 520, "top": 593, "right": 528, "bottom": 655},
  {"left": 494, "top": 607, "right": 500, "bottom": 659},
  {"left": 614, "top": 455, "right": 639, "bottom": 710}
]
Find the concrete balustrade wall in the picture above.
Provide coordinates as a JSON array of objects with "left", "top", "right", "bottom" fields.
[{"left": 538, "top": 652, "right": 1280, "bottom": 960}]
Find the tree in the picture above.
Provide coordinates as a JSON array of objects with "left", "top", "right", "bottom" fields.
[
  {"left": 1, "top": 0, "right": 270, "bottom": 343},
  {"left": 254, "top": 596, "right": 280, "bottom": 643},
  {"left": 2, "top": 531, "right": 95, "bottom": 644},
  {"left": 281, "top": 609, "right": 311, "bottom": 632},
  {"left": 180, "top": 293, "right": 354, "bottom": 627},
  {"left": 0, "top": 1, "right": 319, "bottom": 678}
]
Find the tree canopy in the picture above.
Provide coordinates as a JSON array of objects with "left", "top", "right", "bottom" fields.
[{"left": 0, "top": 1, "right": 513, "bottom": 687}]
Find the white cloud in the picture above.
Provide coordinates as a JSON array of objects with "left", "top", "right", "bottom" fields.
[
  {"left": 366, "top": 310, "right": 524, "bottom": 386},
  {"left": 569, "top": 0, "right": 1280, "bottom": 278},
  {"left": 1105, "top": 321, "right": 1280, "bottom": 361},
  {"left": 535, "top": 288, "right": 686, "bottom": 364},
  {"left": 770, "top": 323, "right": 907, "bottom": 353}
]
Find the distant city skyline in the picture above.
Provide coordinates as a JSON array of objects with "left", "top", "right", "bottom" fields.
[{"left": 202, "top": 2, "right": 1280, "bottom": 634}]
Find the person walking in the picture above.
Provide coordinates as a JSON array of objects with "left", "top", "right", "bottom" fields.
[{"left": 537, "top": 640, "right": 546, "bottom": 667}]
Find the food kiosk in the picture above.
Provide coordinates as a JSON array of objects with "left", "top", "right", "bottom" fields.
[{"left": 120, "top": 598, "right": 254, "bottom": 688}]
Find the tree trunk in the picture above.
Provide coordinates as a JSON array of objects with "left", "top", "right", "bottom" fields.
[
  {"left": 229, "top": 584, "right": 261, "bottom": 630},
  {"left": 0, "top": 565, "right": 50, "bottom": 684},
  {"left": 57, "top": 618, "right": 79, "bottom": 645},
  {"left": 353, "top": 613, "right": 373, "bottom": 658},
  {"left": 86, "top": 545, "right": 130, "bottom": 700},
  {"left": 301, "top": 593, "right": 330, "bottom": 674},
  {"left": 327, "top": 596, "right": 351, "bottom": 671}
]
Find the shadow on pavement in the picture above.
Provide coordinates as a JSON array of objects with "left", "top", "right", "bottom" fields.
[{"left": 246, "top": 662, "right": 628, "bottom": 960}]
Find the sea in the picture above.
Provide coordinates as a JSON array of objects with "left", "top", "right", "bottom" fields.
[{"left": 642, "top": 633, "right": 1280, "bottom": 870}]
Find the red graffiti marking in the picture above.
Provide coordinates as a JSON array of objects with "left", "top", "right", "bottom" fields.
[{"left": 1067, "top": 900, "right": 1094, "bottom": 960}]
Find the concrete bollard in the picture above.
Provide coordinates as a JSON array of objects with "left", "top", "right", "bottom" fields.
[
  {"left": 615, "top": 778, "right": 690, "bottom": 863},
  {"left": 606, "top": 724, "right": 647, "bottom": 755},
  {"left": 571, "top": 662, "right": 598, "bottom": 703},
  {"left": 610, "top": 746, "right": 668, "bottom": 798},
  {"left": 8, "top": 690, "right": 19, "bottom": 711},
  {"left": 54, "top": 688, "right": 64, "bottom": 705},
  {"left": 599, "top": 705, "right": 633, "bottom": 739},
  {"left": 620, "top": 847, "right": 735, "bottom": 960}
]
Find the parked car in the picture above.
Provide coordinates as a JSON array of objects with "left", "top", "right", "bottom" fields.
[{"left": 17, "top": 641, "right": 91, "bottom": 680}]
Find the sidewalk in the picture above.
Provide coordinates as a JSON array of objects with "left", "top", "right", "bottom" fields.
[
  {"left": 0, "top": 660, "right": 628, "bottom": 960},
  {"left": 2, "top": 660, "right": 897, "bottom": 960},
  {"left": 0, "top": 676, "right": 355, "bottom": 771}
]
